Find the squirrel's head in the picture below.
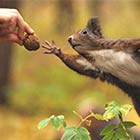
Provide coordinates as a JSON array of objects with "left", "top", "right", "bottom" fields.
[{"left": 68, "top": 17, "right": 103, "bottom": 52}]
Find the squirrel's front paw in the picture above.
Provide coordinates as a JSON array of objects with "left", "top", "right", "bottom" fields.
[{"left": 42, "top": 40, "right": 61, "bottom": 55}]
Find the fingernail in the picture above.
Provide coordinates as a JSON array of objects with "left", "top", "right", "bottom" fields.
[{"left": 29, "top": 28, "right": 34, "bottom": 34}]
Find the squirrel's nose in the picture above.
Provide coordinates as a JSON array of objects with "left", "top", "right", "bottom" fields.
[{"left": 68, "top": 36, "right": 72, "bottom": 43}]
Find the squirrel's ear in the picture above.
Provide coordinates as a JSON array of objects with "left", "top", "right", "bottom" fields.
[{"left": 86, "top": 17, "right": 104, "bottom": 38}]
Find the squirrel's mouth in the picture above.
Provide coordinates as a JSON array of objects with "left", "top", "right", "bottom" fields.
[
  {"left": 71, "top": 44, "right": 81, "bottom": 48},
  {"left": 68, "top": 37, "right": 81, "bottom": 48}
]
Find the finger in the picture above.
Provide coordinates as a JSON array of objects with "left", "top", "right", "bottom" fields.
[
  {"left": 17, "top": 22, "right": 25, "bottom": 40},
  {"left": 16, "top": 12, "right": 34, "bottom": 38},
  {"left": 44, "top": 51, "right": 52, "bottom": 54},
  {"left": 8, "top": 13, "right": 25, "bottom": 40},
  {"left": 8, "top": 33, "right": 22, "bottom": 45},
  {"left": 42, "top": 45, "right": 52, "bottom": 50},
  {"left": 24, "top": 22, "right": 34, "bottom": 35},
  {"left": 45, "top": 40, "right": 52, "bottom": 46},
  {"left": 0, "top": 13, "right": 11, "bottom": 23},
  {"left": 15, "top": 12, "right": 26, "bottom": 40},
  {"left": 0, "top": 33, "right": 22, "bottom": 45},
  {"left": 8, "top": 17, "right": 17, "bottom": 32},
  {"left": 51, "top": 40, "right": 56, "bottom": 45}
]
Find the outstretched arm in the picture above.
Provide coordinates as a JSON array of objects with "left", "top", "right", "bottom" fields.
[{"left": 42, "top": 40, "right": 100, "bottom": 78}]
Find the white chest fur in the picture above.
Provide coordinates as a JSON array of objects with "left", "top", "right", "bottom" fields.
[{"left": 89, "top": 49, "right": 140, "bottom": 86}]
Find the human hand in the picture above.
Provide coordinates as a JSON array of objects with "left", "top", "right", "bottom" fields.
[{"left": 0, "top": 8, "right": 34, "bottom": 45}]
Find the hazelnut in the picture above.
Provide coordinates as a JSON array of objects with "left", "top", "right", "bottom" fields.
[{"left": 22, "top": 34, "right": 40, "bottom": 51}]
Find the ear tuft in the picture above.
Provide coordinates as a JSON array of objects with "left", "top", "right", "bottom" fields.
[{"left": 86, "top": 17, "right": 104, "bottom": 38}]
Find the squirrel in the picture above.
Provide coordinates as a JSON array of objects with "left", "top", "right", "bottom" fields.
[{"left": 42, "top": 17, "right": 140, "bottom": 116}]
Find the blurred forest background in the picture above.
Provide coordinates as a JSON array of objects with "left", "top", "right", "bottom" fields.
[{"left": 0, "top": 0, "right": 140, "bottom": 140}]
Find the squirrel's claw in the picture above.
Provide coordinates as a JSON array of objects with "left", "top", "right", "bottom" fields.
[
  {"left": 44, "top": 51, "right": 52, "bottom": 54},
  {"left": 42, "top": 40, "right": 61, "bottom": 55},
  {"left": 42, "top": 45, "right": 52, "bottom": 50},
  {"left": 51, "top": 40, "right": 56, "bottom": 46},
  {"left": 45, "top": 40, "right": 52, "bottom": 46}
]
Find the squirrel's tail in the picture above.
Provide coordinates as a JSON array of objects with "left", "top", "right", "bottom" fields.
[{"left": 131, "top": 94, "right": 140, "bottom": 116}]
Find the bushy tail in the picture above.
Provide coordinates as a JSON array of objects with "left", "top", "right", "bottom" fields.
[
  {"left": 131, "top": 94, "right": 140, "bottom": 116},
  {"left": 122, "top": 87, "right": 140, "bottom": 116}
]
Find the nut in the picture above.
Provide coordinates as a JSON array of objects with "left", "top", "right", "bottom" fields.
[{"left": 22, "top": 34, "right": 40, "bottom": 51}]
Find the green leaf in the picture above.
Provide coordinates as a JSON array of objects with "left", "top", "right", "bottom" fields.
[
  {"left": 116, "top": 124, "right": 127, "bottom": 139},
  {"left": 120, "top": 104, "right": 132, "bottom": 115},
  {"left": 101, "top": 131, "right": 114, "bottom": 140},
  {"left": 61, "top": 126, "right": 91, "bottom": 140},
  {"left": 100, "top": 124, "right": 116, "bottom": 136},
  {"left": 57, "top": 115, "right": 67, "bottom": 128},
  {"left": 52, "top": 115, "right": 66, "bottom": 130},
  {"left": 52, "top": 116, "right": 61, "bottom": 130},
  {"left": 103, "top": 101, "right": 120, "bottom": 120},
  {"left": 111, "top": 135, "right": 119, "bottom": 140},
  {"left": 38, "top": 115, "right": 54, "bottom": 129},
  {"left": 123, "top": 121, "right": 136, "bottom": 128},
  {"left": 127, "top": 130, "right": 135, "bottom": 140},
  {"left": 103, "top": 101, "right": 132, "bottom": 120},
  {"left": 61, "top": 126, "right": 77, "bottom": 140},
  {"left": 71, "top": 135, "right": 80, "bottom": 140},
  {"left": 105, "top": 101, "right": 119, "bottom": 110},
  {"left": 77, "top": 127, "right": 91, "bottom": 140}
]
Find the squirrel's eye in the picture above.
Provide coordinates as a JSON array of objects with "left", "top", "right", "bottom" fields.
[{"left": 81, "top": 30, "right": 87, "bottom": 35}]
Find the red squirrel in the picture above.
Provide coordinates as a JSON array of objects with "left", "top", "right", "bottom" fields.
[{"left": 43, "top": 17, "right": 140, "bottom": 116}]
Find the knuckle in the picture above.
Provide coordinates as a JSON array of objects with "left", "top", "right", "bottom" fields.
[
  {"left": 12, "top": 9, "right": 18, "bottom": 14},
  {"left": 11, "top": 13, "right": 18, "bottom": 19}
]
